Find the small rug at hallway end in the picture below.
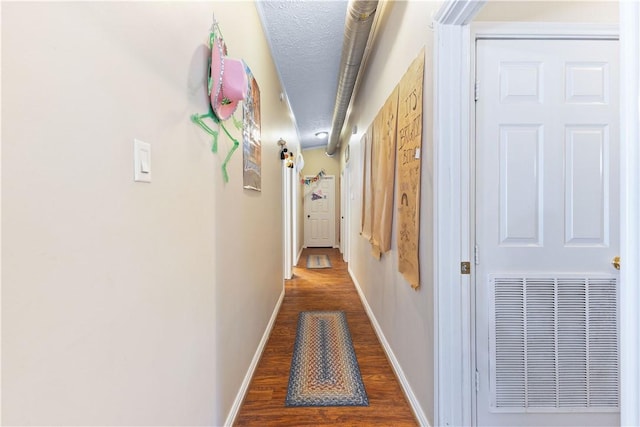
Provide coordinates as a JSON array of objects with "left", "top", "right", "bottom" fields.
[
  {"left": 285, "top": 311, "right": 369, "bottom": 407},
  {"left": 306, "top": 254, "right": 332, "bottom": 269}
]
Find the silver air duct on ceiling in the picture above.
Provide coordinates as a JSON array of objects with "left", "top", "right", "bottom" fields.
[{"left": 326, "top": 0, "right": 378, "bottom": 157}]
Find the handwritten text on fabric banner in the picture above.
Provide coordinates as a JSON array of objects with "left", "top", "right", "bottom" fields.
[{"left": 396, "top": 49, "right": 424, "bottom": 289}]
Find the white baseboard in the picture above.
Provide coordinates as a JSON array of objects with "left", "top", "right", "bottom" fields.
[
  {"left": 296, "top": 246, "right": 303, "bottom": 266},
  {"left": 348, "top": 266, "right": 431, "bottom": 427},
  {"left": 224, "top": 288, "right": 285, "bottom": 427}
]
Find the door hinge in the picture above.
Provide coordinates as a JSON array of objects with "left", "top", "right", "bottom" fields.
[
  {"left": 475, "top": 370, "right": 480, "bottom": 393},
  {"left": 474, "top": 244, "right": 479, "bottom": 265},
  {"left": 474, "top": 81, "right": 480, "bottom": 101},
  {"left": 461, "top": 261, "right": 471, "bottom": 275}
]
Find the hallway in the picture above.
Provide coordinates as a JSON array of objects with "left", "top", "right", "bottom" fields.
[{"left": 235, "top": 248, "right": 417, "bottom": 426}]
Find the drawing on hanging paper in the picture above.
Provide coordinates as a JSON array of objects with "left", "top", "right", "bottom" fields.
[{"left": 311, "top": 192, "right": 326, "bottom": 201}]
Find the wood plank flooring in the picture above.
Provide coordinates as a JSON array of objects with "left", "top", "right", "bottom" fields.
[{"left": 234, "top": 248, "right": 418, "bottom": 426}]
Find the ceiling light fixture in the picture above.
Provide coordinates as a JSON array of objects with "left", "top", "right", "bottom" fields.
[{"left": 315, "top": 131, "right": 329, "bottom": 139}]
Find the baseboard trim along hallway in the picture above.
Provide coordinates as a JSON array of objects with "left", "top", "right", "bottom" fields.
[
  {"left": 225, "top": 289, "right": 286, "bottom": 426},
  {"left": 348, "top": 266, "right": 430, "bottom": 427}
]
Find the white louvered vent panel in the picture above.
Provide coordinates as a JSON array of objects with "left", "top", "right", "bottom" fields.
[
  {"left": 588, "top": 279, "right": 619, "bottom": 407},
  {"left": 525, "top": 280, "right": 557, "bottom": 408},
  {"left": 557, "top": 280, "right": 588, "bottom": 408},
  {"left": 494, "top": 278, "right": 526, "bottom": 408},
  {"left": 491, "top": 276, "right": 618, "bottom": 411}
]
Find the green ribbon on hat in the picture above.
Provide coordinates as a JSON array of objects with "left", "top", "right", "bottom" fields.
[
  {"left": 190, "top": 109, "right": 219, "bottom": 152},
  {"left": 190, "top": 107, "right": 239, "bottom": 183}
]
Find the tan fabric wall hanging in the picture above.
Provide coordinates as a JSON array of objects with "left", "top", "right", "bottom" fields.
[
  {"left": 361, "top": 126, "right": 374, "bottom": 241},
  {"left": 396, "top": 49, "right": 424, "bottom": 289},
  {"left": 370, "top": 87, "right": 399, "bottom": 259}
]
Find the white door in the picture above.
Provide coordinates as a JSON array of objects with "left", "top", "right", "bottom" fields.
[
  {"left": 475, "top": 39, "right": 619, "bottom": 426},
  {"left": 304, "top": 175, "right": 335, "bottom": 247}
]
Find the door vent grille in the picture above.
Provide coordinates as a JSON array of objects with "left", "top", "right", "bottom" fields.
[{"left": 490, "top": 276, "right": 619, "bottom": 411}]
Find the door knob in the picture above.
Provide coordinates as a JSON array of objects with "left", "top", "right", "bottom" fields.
[
  {"left": 612, "top": 256, "right": 621, "bottom": 270},
  {"left": 307, "top": 215, "right": 310, "bottom": 218}
]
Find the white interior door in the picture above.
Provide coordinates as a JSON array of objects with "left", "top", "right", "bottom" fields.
[
  {"left": 475, "top": 38, "right": 620, "bottom": 426},
  {"left": 304, "top": 175, "right": 335, "bottom": 247}
]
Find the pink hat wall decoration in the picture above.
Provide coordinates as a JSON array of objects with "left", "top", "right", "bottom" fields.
[
  {"left": 210, "top": 31, "right": 247, "bottom": 121},
  {"left": 191, "top": 15, "right": 248, "bottom": 182}
]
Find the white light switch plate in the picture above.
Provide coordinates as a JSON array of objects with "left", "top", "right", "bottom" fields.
[{"left": 134, "top": 139, "right": 151, "bottom": 182}]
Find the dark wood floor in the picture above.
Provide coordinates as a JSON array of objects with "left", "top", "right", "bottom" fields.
[{"left": 234, "top": 248, "right": 417, "bottom": 426}]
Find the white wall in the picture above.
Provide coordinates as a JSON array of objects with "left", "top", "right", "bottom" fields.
[
  {"left": 345, "top": 1, "right": 442, "bottom": 424},
  {"left": 475, "top": 0, "right": 618, "bottom": 22},
  {"left": 1, "top": 2, "right": 298, "bottom": 425}
]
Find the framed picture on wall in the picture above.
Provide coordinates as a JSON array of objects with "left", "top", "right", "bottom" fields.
[{"left": 243, "top": 63, "right": 261, "bottom": 191}]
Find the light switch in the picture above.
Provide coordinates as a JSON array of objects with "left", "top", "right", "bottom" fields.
[
  {"left": 134, "top": 139, "right": 151, "bottom": 182},
  {"left": 139, "top": 149, "right": 150, "bottom": 173}
]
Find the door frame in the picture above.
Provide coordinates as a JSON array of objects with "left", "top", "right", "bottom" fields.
[
  {"left": 340, "top": 167, "right": 351, "bottom": 262},
  {"left": 433, "top": 4, "right": 485, "bottom": 426},
  {"left": 433, "top": 2, "right": 640, "bottom": 426},
  {"left": 619, "top": 3, "right": 640, "bottom": 425},
  {"left": 283, "top": 163, "right": 293, "bottom": 280}
]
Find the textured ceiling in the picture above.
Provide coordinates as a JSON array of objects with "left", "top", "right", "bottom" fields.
[{"left": 256, "top": 0, "right": 349, "bottom": 150}]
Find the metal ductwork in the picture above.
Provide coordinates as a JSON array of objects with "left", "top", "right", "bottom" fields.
[{"left": 326, "top": 0, "right": 378, "bottom": 156}]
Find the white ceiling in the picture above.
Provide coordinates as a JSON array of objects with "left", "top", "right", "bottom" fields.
[{"left": 256, "top": 0, "right": 349, "bottom": 150}]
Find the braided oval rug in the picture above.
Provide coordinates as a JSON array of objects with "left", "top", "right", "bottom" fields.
[
  {"left": 285, "top": 311, "right": 368, "bottom": 407},
  {"left": 306, "top": 254, "right": 332, "bottom": 269}
]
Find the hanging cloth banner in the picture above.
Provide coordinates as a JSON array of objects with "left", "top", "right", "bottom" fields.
[
  {"left": 370, "top": 86, "right": 399, "bottom": 259},
  {"left": 301, "top": 169, "right": 326, "bottom": 185},
  {"left": 361, "top": 126, "right": 373, "bottom": 241},
  {"left": 396, "top": 49, "right": 425, "bottom": 290}
]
